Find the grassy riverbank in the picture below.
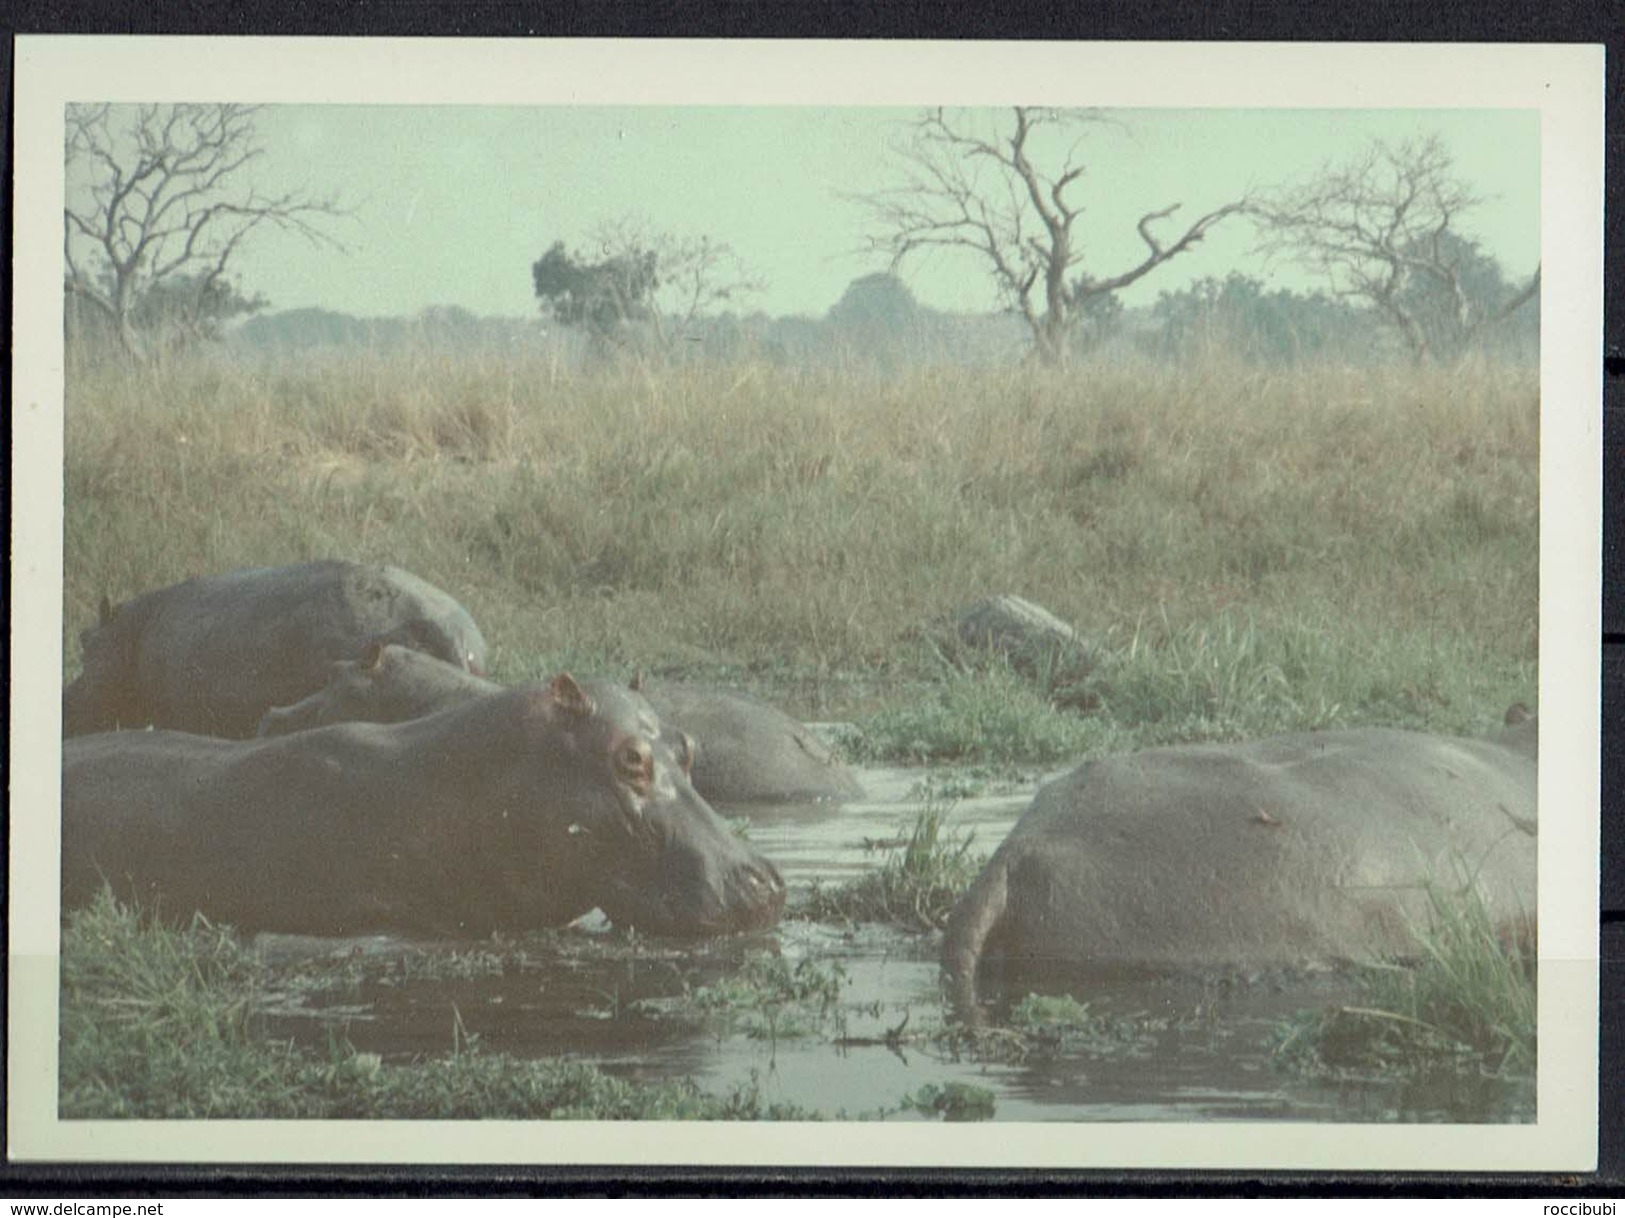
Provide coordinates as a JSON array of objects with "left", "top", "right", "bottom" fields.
[{"left": 62, "top": 348, "right": 1538, "bottom": 755}]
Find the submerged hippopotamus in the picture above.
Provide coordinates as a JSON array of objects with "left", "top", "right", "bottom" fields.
[
  {"left": 63, "top": 561, "right": 488, "bottom": 739},
  {"left": 637, "top": 680, "right": 865, "bottom": 805},
  {"left": 943, "top": 726, "right": 1536, "bottom": 1017},
  {"left": 258, "top": 643, "right": 863, "bottom": 805},
  {"left": 62, "top": 675, "right": 786, "bottom": 938}
]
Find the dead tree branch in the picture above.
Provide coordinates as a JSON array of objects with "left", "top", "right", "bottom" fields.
[
  {"left": 64, "top": 103, "right": 346, "bottom": 361},
  {"left": 855, "top": 107, "right": 1245, "bottom": 365}
]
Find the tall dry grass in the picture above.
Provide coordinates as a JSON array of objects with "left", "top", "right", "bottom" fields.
[{"left": 62, "top": 344, "right": 1537, "bottom": 731}]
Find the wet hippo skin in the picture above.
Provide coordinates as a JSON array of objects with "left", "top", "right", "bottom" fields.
[
  {"left": 64, "top": 560, "right": 489, "bottom": 739},
  {"left": 63, "top": 674, "right": 787, "bottom": 938},
  {"left": 258, "top": 643, "right": 863, "bottom": 805},
  {"left": 943, "top": 725, "right": 1536, "bottom": 1016}
]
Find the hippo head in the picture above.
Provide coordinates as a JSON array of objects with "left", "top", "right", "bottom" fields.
[{"left": 503, "top": 674, "right": 786, "bottom": 937}]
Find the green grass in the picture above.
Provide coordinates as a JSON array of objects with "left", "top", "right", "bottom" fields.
[
  {"left": 1274, "top": 881, "right": 1537, "bottom": 1081},
  {"left": 59, "top": 890, "right": 304, "bottom": 1119},
  {"left": 846, "top": 665, "right": 1112, "bottom": 764},
  {"left": 901, "top": 1081, "right": 997, "bottom": 1121},
  {"left": 63, "top": 347, "right": 1536, "bottom": 745},
  {"left": 836, "top": 599, "right": 1532, "bottom": 765},
  {"left": 59, "top": 891, "right": 821, "bottom": 1120},
  {"left": 57, "top": 891, "right": 1008, "bottom": 1121},
  {"left": 801, "top": 800, "right": 985, "bottom": 931}
]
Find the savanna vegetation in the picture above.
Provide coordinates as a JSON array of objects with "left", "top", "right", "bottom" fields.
[{"left": 63, "top": 346, "right": 1537, "bottom": 750}]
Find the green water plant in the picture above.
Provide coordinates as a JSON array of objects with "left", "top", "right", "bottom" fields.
[
  {"left": 685, "top": 954, "right": 850, "bottom": 1042},
  {"left": 903, "top": 1081, "right": 997, "bottom": 1121},
  {"left": 1274, "top": 878, "right": 1536, "bottom": 1080},
  {"left": 58, "top": 890, "right": 819, "bottom": 1120},
  {"left": 802, "top": 799, "right": 984, "bottom": 931}
]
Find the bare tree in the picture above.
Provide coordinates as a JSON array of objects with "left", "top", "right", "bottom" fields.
[
  {"left": 64, "top": 103, "right": 345, "bottom": 361},
  {"left": 1251, "top": 134, "right": 1538, "bottom": 363},
  {"left": 858, "top": 107, "right": 1245, "bottom": 366},
  {"left": 596, "top": 217, "right": 766, "bottom": 356}
]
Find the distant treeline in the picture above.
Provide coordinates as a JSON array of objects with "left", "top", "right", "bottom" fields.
[{"left": 74, "top": 269, "right": 1538, "bottom": 370}]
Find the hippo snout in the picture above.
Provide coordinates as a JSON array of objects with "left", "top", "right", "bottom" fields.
[
  {"left": 602, "top": 852, "right": 786, "bottom": 937},
  {"left": 724, "top": 858, "right": 789, "bottom": 932}
]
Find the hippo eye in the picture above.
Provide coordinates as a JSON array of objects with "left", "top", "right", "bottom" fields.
[
  {"left": 677, "top": 732, "right": 697, "bottom": 776},
  {"left": 614, "top": 738, "right": 654, "bottom": 795}
]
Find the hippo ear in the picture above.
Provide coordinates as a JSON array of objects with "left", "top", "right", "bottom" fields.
[
  {"left": 549, "top": 673, "right": 596, "bottom": 718},
  {"left": 98, "top": 595, "right": 116, "bottom": 626},
  {"left": 629, "top": 670, "right": 646, "bottom": 693},
  {"left": 362, "top": 639, "right": 388, "bottom": 669}
]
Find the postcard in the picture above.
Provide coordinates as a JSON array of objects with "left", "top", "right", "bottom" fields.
[{"left": 9, "top": 37, "right": 1603, "bottom": 1171}]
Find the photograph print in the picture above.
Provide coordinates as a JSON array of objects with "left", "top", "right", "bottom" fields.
[{"left": 8, "top": 37, "right": 1603, "bottom": 1171}]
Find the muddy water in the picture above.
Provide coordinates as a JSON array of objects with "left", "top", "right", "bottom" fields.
[{"left": 256, "top": 764, "right": 1533, "bottom": 1123}]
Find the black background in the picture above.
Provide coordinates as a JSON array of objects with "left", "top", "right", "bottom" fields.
[{"left": 3, "top": 0, "right": 1620, "bottom": 1197}]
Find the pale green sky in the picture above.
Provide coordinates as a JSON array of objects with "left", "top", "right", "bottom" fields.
[{"left": 228, "top": 106, "right": 1538, "bottom": 320}]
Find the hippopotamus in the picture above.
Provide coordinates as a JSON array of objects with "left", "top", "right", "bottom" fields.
[
  {"left": 257, "top": 643, "right": 863, "bottom": 805},
  {"left": 633, "top": 679, "right": 864, "bottom": 805},
  {"left": 63, "top": 561, "right": 489, "bottom": 739},
  {"left": 62, "top": 674, "right": 786, "bottom": 938},
  {"left": 255, "top": 641, "right": 499, "bottom": 737},
  {"left": 943, "top": 726, "right": 1537, "bottom": 1017}
]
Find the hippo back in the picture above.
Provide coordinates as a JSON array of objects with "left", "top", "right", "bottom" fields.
[
  {"left": 64, "top": 561, "right": 488, "bottom": 739},
  {"left": 944, "top": 726, "right": 1536, "bottom": 1007}
]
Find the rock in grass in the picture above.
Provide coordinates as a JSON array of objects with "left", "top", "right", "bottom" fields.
[{"left": 952, "top": 594, "right": 1090, "bottom": 680}]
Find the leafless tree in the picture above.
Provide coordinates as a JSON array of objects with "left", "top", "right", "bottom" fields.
[
  {"left": 585, "top": 216, "right": 765, "bottom": 358},
  {"left": 858, "top": 107, "right": 1246, "bottom": 366},
  {"left": 1251, "top": 134, "right": 1538, "bottom": 363},
  {"left": 64, "top": 103, "right": 345, "bottom": 360}
]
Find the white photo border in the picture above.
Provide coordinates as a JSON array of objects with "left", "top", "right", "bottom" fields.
[{"left": 8, "top": 36, "right": 1603, "bottom": 1170}]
